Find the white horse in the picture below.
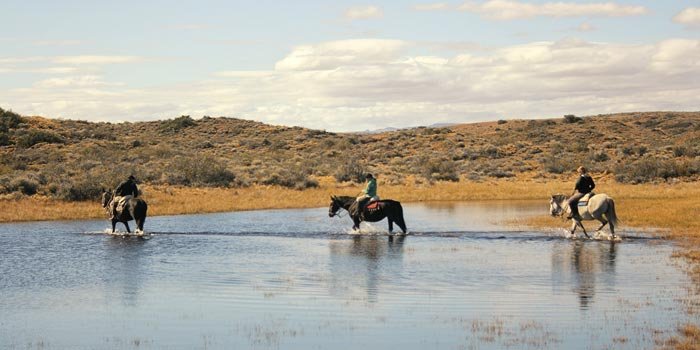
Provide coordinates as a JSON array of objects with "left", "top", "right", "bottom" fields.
[{"left": 549, "top": 193, "right": 619, "bottom": 239}]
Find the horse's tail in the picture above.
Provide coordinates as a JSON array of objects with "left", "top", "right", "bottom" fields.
[
  {"left": 133, "top": 199, "right": 148, "bottom": 231},
  {"left": 606, "top": 197, "right": 619, "bottom": 228}
]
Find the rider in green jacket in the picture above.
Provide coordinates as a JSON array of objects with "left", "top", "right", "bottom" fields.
[{"left": 352, "top": 174, "right": 379, "bottom": 217}]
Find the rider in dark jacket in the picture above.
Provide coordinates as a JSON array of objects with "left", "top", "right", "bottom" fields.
[
  {"left": 115, "top": 175, "right": 139, "bottom": 197},
  {"left": 111, "top": 175, "right": 139, "bottom": 219},
  {"left": 567, "top": 166, "right": 595, "bottom": 220}
]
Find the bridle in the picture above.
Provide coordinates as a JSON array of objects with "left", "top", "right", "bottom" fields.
[{"left": 329, "top": 200, "right": 347, "bottom": 218}]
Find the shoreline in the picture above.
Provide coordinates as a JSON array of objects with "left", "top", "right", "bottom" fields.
[{"left": 2, "top": 177, "right": 698, "bottom": 234}]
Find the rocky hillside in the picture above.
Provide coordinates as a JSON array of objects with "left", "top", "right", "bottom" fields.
[{"left": 0, "top": 107, "right": 698, "bottom": 200}]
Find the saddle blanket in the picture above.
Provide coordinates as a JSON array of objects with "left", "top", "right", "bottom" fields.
[{"left": 366, "top": 201, "right": 380, "bottom": 210}]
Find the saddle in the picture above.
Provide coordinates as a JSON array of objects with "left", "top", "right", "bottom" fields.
[
  {"left": 577, "top": 192, "right": 595, "bottom": 206},
  {"left": 112, "top": 195, "right": 132, "bottom": 215}
]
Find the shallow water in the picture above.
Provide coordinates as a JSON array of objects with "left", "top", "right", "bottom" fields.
[{"left": 0, "top": 201, "right": 692, "bottom": 349}]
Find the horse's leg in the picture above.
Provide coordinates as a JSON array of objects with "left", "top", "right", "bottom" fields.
[
  {"left": 111, "top": 219, "right": 117, "bottom": 233},
  {"left": 595, "top": 220, "right": 608, "bottom": 232},
  {"left": 609, "top": 220, "right": 615, "bottom": 239},
  {"left": 578, "top": 221, "right": 590, "bottom": 239},
  {"left": 396, "top": 217, "right": 407, "bottom": 234},
  {"left": 569, "top": 220, "right": 578, "bottom": 237},
  {"left": 128, "top": 207, "right": 141, "bottom": 233},
  {"left": 123, "top": 221, "right": 131, "bottom": 234},
  {"left": 352, "top": 217, "right": 361, "bottom": 232},
  {"left": 388, "top": 219, "right": 394, "bottom": 234},
  {"left": 137, "top": 217, "right": 145, "bottom": 232}
]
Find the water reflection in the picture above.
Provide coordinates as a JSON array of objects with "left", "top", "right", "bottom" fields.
[
  {"left": 328, "top": 236, "right": 405, "bottom": 303},
  {"left": 103, "top": 237, "right": 148, "bottom": 307},
  {"left": 552, "top": 241, "right": 617, "bottom": 310}
]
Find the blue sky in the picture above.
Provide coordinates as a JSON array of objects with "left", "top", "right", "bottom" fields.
[{"left": 1, "top": 0, "right": 699, "bottom": 131}]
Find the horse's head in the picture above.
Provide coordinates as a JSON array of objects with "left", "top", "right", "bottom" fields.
[
  {"left": 549, "top": 194, "right": 566, "bottom": 217},
  {"left": 329, "top": 196, "right": 342, "bottom": 217},
  {"left": 101, "top": 189, "right": 113, "bottom": 209}
]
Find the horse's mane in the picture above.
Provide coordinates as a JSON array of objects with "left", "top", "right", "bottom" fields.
[
  {"left": 551, "top": 193, "right": 568, "bottom": 203},
  {"left": 333, "top": 195, "right": 356, "bottom": 205}
]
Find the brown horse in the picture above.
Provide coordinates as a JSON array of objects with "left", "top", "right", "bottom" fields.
[
  {"left": 101, "top": 189, "right": 148, "bottom": 234},
  {"left": 329, "top": 195, "right": 407, "bottom": 234}
]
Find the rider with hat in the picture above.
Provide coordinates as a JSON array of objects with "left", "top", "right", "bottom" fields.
[{"left": 111, "top": 175, "right": 139, "bottom": 219}]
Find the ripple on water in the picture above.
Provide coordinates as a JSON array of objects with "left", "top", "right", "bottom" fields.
[{"left": 0, "top": 201, "right": 692, "bottom": 349}]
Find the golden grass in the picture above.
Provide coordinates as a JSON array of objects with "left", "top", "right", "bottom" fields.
[{"left": 1, "top": 176, "right": 698, "bottom": 234}]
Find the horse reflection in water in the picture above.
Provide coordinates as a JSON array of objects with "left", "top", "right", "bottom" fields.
[
  {"left": 103, "top": 237, "right": 148, "bottom": 307},
  {"left": 551, "top": 241, "right": 617, "bottom": 310},
  {"left": 328, "top": 236, "right": 406, "bottom": 303}
]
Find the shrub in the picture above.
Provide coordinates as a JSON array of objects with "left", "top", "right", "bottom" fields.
[
  {"left": 590, "top": 151, "right": 609, "bottom": 162},
  {"left": 0, "top": 108, "right": 23, "bottom": 132},
  {"left": 261, "top": 170, "right": 319, "bottom": 190},
  {"left": 541, "top": 154, "right": 569, "bottom": 174},
  {"left": 563, "top": 114, "right": 582, "bottom": 123},
  {"left": 15, "top": 129, "right": 65, "bottom": 148},
  {"left": 54, "top": 178, "right": 104, "bottom": 201},
  {"left": 615, "top": 158, "right": 700, "bottom": 183},
  {"left": 420, "top": 157, "right": 460, "bottom": 182},
  {"left": 159, "top": 115, "right": 196, "bottom": 133},
  {"left": 10, "top": 177, "right": 39, "bottom": 195},
  {"left": 166, "top": 154, "right": 236, "bottom": 187},
  {"left": 334, "top": 158, "right": 365, "bottom": 183}
]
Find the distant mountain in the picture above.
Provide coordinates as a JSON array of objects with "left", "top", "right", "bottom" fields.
[{"left": 360, "top": 122, "right": 456, "bottom": 134}]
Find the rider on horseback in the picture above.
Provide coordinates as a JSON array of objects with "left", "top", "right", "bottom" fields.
[
  {"left": 111, "top": 175, "right": 139, "bottom": 219},
  {"left": 567, "top": 166, "right": 595, "bottom": 221},
  {"left": 351, "top": 173, "right": 379, "bottom": 218}
]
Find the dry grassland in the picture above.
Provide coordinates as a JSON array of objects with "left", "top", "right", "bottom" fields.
[{"left": 2, "top": 176, "right": 697, "bottom": 235}]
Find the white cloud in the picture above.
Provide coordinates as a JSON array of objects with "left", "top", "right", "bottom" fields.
[
  {"left": 343, "top": 5, "right": 384, "bottom": 20},
  {"left": 673, "top": 7, "right": 700, "bottom": 27},
  {"left": 413, "top": 3, "right": 450, "bottom": 11},
  {"left": 576, "top": 22, "right": 596, "bottom": 32},
  {"left": 458, "top": 0, "right": 648, "bottom": 20},
  {"left": 3, "top": 38, "right": 699, "bottom": 131},
  {"left": 274, "top": 39, "right": 407, "bottom": 71},
  {"left": 33, "top": 75, "right": 114, "bottom": 88},
  {"left": 52, "top": 55, "right": 142, "bottom": 65}
]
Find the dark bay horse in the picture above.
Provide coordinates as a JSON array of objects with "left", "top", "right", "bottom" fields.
[
  {"left": 329, "top": 195, "right": 407, "bottom": 234},
  {"left": 101, "top": 190, "right": 148, "bottom": 234}
]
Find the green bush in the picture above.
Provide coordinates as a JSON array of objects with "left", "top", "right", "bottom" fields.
[
  {"left": 15, "top": 130, "right": 65, "bottom": 148},
  {"left": 9, "top": 177, "right": 39, "bottom": 195},
  {"left": 420, "top": 157, "right": 460, "bottom": 182},
  {"left": 0, "top": 108, "right": 23, "bottom": 132},
  {"left": 261, "top": 171, "right": 319, "bottom": 190},
  {"left": 615, "top": 158, "right": 700, "bottom": 183},
  {"left": 334, "top": 158, "right": 366, "bottom": 183},
  {"left": 563, "top": 114, "right": 582, "bottom": 123},
  {"left": 166, "top": 154, "right": 236, "bottom": 187},
  {"left": 160, "top": 115, "right": 196, "bottom": 133},
  {"left": 55, "top": 179, "right": 104, "bottom": 201}
]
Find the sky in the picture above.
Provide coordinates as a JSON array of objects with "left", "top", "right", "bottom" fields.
[{"left": 1, "top": 0, "right": 699, "bottom": 132}]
